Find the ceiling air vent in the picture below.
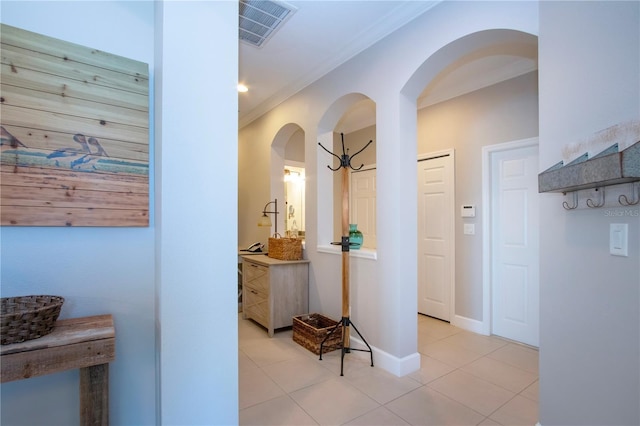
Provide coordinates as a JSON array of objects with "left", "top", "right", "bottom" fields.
[{"left": 239, "top": 0, "right": 295, "bottom": 48}]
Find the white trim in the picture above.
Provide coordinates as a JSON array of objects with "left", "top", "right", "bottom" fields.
[
  {"left": 349, "top": 336, "right": 421, "bottom": 377},
  {"left": 317, "top": 244, "right": 377, "bottom": 260},
  {"left": 451, "top": 314, "right": 488, "bottom": 335},
  {"left": 481, "top": 137, "right": 539, "bottom": 336},
  {"left": 416, "top": 148, "right": 455, "bottom": 322}
]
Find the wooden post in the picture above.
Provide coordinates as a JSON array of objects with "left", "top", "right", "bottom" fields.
[
  {"left": 80, "top": 363, "right": 109, "bottom": 426},
  {"left": 341, "top": 165, "right": 350, "bottom": 348}
]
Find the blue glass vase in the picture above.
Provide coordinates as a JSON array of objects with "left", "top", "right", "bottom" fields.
[{"left": 349, "top": 224, "right": 363, "bottom": 250}]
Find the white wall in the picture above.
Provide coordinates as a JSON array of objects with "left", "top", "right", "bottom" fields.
[
  {"left": 156, "top": 2, "right": 238, "bottom": 425},
  {"left": 1, "top": 1, "right": 239, "bottom": 425},
  {"left": 538, "top": 2, "right": 640, "bottom": 424},
  {"left": 1, "top": 3, "right": 156, "bottom": 425},
  {"left": 284, "top": 129, "right": 305, "bottom": 163}
]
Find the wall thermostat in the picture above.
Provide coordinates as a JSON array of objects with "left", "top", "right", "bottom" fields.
[{"left": 461, "top": 205, "right": 476, "bottom": 217}]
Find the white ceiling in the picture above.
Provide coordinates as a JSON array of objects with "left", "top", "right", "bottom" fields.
[{"left": 238, "top": 0, "right": 537, "bottom": 132}]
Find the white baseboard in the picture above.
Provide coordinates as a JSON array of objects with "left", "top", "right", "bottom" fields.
[
  {"left": 451, "top": 314, "right": 488, "bottom": 335},
  {"left": 347, "top": 315, "right": 488, "bottom": 376},
  {"left": 349, "top": 335, "right": 421, "bottom": 377}
]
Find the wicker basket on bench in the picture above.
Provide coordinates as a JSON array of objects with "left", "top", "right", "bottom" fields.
[{"left": 1, "top": 295, "right": 65, "bottom": 345}]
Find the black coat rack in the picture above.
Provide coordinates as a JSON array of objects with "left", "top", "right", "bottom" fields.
[{"left": 318, "top": 133, "right": 374, "bottom": 376}]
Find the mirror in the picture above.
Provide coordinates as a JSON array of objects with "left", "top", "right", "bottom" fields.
[{"left": 284, "top": 165, "right": 305, "bottom": 238}]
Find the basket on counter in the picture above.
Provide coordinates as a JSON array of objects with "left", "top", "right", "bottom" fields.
[
  {"left": 293, "top": 313, "right": 342, "bottom": 355},
  {"left": 268, "top": 236, "right": 302, "bottom": 261},
  {"left": 1, "top": 295, "right": 65, "bottom": 345}
]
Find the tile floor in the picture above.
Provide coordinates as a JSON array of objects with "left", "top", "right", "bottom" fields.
[{"left": 239, "top": 314, "right": 539, "bottom": 425}]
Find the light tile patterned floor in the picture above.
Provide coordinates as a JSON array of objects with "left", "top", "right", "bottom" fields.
[{"left": 239, "top": 314, "right": 539, "bottom": 425}]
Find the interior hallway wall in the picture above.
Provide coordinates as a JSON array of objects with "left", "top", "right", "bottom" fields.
[
  {"left": 156, "top": 1, "right": 238, "bottom": 424},
  {"left": 538, "top": 2, "right": 640, "bottom": 424},
  {"left": 0, "top": 2, "right": 156, "bottom": 425}
]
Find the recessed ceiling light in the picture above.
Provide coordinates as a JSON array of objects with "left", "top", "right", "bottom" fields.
[{"left": 237, "top": 84, "right": 249, "bottom": 93}]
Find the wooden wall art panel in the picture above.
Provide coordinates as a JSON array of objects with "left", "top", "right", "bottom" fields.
[{"left": 0, "top": 24, "right": 149, "bottom": 227}]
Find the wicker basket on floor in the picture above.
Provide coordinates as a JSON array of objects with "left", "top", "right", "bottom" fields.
[
  {"left": 293, "top": 313, "right": 342, "bottom": 355},
  {"left": 1, "top": 295, "right": 65, "bottom": 345}
]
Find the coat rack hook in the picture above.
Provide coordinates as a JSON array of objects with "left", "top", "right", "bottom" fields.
[
  {"left": 317, "top": 142, "right": 343, "bottom": 171},
  {"left": 348, "top": 138, "right": 373, "bottom": 171},
  {"left": 586, "top": 187, "right": 605, "bottom": 208},
  {"left": 562, "top": 191, "right": 578, "bottom": 210},
  {"left": 318, "top": 133, "right": 373, "bottom": 171},
  {"left": 618, "top": 182, "right": 640, "bottom": 206}
]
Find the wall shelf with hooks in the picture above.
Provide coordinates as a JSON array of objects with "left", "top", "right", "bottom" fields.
[{"left": 539, "top": 140, "right": 640, "bottom": 194}]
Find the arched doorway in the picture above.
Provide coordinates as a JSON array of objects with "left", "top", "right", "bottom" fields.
[
  {"left": 402, "top": 29, "right": 539, "bottom": 343},
  {"left": 267, "top": 123, "right": 305, "bottom": 239}
]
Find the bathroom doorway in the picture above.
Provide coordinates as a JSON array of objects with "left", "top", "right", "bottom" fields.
[{"left": 284, "top": 164, "right": 305, "bottom": 238}]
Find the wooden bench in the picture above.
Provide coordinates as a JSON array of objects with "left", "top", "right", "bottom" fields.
[{"left": 1, "top": 314, "right": 115, "bottom": 425}]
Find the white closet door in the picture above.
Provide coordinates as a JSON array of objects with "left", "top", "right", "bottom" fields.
[{"left": 418, "top": 153, "right": 454, "bottom": 321}]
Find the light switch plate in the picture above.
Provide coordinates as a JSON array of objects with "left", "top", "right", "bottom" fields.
[
  {"left": 464, "top": 223, "right": 475, "bottom": 235},
  {"left": 610, "top": 223, "right": 628, "bottom": 256}
]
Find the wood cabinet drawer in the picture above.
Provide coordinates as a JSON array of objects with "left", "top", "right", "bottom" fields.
[
  {"left": 243, "top": 286, "right": 268, "bottom": 327},
  {"left": 243, "top": 261, "right": 269, "bottom": 293}
]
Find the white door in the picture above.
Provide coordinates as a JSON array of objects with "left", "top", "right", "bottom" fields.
[
  {"left": 491, "top": 144, "right": 539, "bottom": 347},
  {"left": 350, "top": 167, "right": 376, "bottom": 248},
  {"left": 418, "top": 153, "right": 454, "bottom": 321}
]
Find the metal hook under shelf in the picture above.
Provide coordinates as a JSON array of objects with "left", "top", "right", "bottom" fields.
[
  {"left": 586, "top": 187, "right": 605, "bottom": 208},
  {"left": 618, "top": 182, "right": 640, "bottom": 206},
  {"left": 562, "top": 191, "right": 578, "bottom": 210}
]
